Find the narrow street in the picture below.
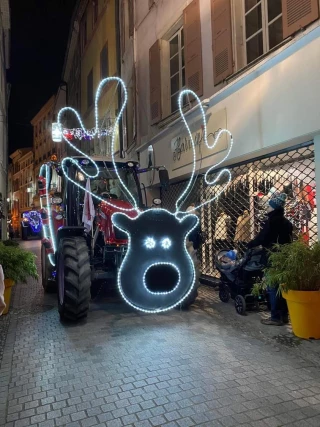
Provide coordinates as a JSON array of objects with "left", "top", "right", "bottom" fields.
[{"left": 1, "top": 241, "right": 320, "bottom": 427}]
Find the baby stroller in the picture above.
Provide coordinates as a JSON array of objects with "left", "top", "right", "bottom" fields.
[{"left": 215, "top": 248, "right": 268, "bottom": 315}]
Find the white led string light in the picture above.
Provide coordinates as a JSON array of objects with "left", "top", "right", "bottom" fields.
[
  {"left": 161, "top": 237, "right": 172, "bottom": 249},
  {"left": 39, "top": 163, "right": 56, "bottom": 267},
  {"left": 175, "top": 90, "right": 234, "bottom": 215},
  {"left": 143, "top": 262, "right": 180, "bottom": 295},
  {"left": 57, "top": 77, "right": 139, "bottom": 213},
  {"left": 145, "top": 237, "right": 156, "bottom": 249},
  {"left": 42, "top": 82, "right": 234, "bottom": 313},
  {"left": 112, "top": 209, "right": 199, "bottom": 313}
]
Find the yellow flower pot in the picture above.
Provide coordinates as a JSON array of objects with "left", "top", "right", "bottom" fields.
[
  {"left": 2, "top": 279, "right": 14, "bottom": 315},
  {"left": 282, "top": 290, "right": 320, "bottom": 339}
]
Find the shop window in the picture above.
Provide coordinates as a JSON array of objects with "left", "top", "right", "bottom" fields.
[
  {"left": 169, "top": 27, "right": 185, "bottom": 113},
  {"left": 244, "top": 0, "right": 283, "bottom": 65},
  {"left": 162, "top": 143, "right": 317, "bottom": 278},
  {"left": 87, "top": 69, "right": 94, "bottom": 109},
  {"left": 100, "top": 44, "right": 109, "bottom": 79}
]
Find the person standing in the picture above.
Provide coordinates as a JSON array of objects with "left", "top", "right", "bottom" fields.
[
  {"left": 8, "top": 224, "right": 14, "bottom": 240},
  {"left": 247, "top": 193, "right": 293, "bottom": 326}
]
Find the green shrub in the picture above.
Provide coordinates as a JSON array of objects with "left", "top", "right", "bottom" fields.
[
  {"left": 2, "top": 240, "right": 19, "bottom": 247},
  {"left": 0, "top": 243, "right": 38, "bottom": 283},
  {"left": 264, "top": 239, "right": 320, "bottom": 292}
]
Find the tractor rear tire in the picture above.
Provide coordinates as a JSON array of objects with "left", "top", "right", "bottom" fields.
[
  {"left": 57, "top": 236, "right": 91, "bottom": 322},
  {"left": 41, "top": 243, "right": 56, "bottom": 293}
]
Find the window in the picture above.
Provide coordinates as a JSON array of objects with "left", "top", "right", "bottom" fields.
[
  {"left": 100, "top": 44, "right": 109, "bottom": 79},
  {"left": 169, "top": 28, "right": 185, "bottom": 113},
  {"left": 244, "top": 0, "right": 282, "bottom": 65},
  {"left": 93, "top": 0, "right": 99, "bottom": 24},
  {"left": 87, "top": 69, "right": 94, "bottom": 109}
]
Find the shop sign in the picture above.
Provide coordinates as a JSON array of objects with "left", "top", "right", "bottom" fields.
[{"left": 171, "top": 108, "right": 228, "bottom": 168}]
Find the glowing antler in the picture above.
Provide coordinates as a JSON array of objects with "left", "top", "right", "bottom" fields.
[
  {"left": 57, "top": 77, "right": 139, "bottom": 212},
  {"left": 39, "top": 163, "right": 56, "bottom": 266},
  {"left": 175, "top": 90, "right": 233, "bottom": 215}
]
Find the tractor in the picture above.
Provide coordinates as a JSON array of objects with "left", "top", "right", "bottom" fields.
[{"left": 38, "top": 156, "right": 199, "bottom": 321}]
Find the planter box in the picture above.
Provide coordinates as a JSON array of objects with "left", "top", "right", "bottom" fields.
[
  {"left": 282, "top": 290, "right": 320, "bottom": 339},
  {"left": 3, "top": 279, "right": 14, "bottom": 315}
]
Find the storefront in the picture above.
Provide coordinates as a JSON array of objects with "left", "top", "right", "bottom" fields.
[
  {"left": 136, "top": 26, "right": 320, "bottom": 279},
  {"left": 160, "top": 143, "right": 317, "bottom": 278}
]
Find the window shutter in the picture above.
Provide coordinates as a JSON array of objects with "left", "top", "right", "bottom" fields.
[
  {"left": 282, "top": 0, "right": 319, "bottom": 38},
  {"left": 211, "top": 0, "right": 233, "bottom": 85},
  {"left": 183, "top": 0, "right": 203, "bottom": 96},
  {"left": 149, "top": 40, "right": 162, "bottom": 124}
]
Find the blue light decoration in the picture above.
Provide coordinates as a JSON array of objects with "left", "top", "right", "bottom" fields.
[
  {"left": 41, "top": 78, "right": 234, "bottom": 313},
  {"left": 22, "top": 211, "right": 42, "bottom": 234}
]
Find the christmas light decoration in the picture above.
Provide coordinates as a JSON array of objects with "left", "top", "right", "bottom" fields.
[
  {"left": 22, "top": 211, "right": 42, "bottom": 234},
  {"left": 39, "top": 163, "right": 56, "bottom": 267},
  {"left": 112, "top": 209, "right": 199, "bottom": 313},
  {"left": 57, "top": 77, "right": 138, "bottom": 212},
  {"left": 143, "top": 262, "right": 180, "bottom": 295},
  {"left": 62, "top": 127, "right": 113, "bottom": 141},
  {"left": 175, "top": 90, "right": 233, "bottom": 215},
  {"left": 145, "top": 237, "right": 156, "bottom": 249},
  {"left": 111, "top": 88, "right": 234, "bottom": 313},
  {"left": 161, "top": 238, "right": 172, "bottom": 249},
  {"left": 42, "top": 80, "right": 234, "bottom": 314}
]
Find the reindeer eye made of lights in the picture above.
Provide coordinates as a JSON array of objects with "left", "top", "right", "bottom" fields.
[
  {"left": 145, "top": 237, "right": 156, "bottom": 249},
  {"left": 161, "top": 238, "right": 172, "bottom": 249}
]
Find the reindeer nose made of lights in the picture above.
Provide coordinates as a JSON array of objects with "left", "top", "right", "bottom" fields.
[{"left": 39, "top": 78, "right": 233, "bottom": 313}]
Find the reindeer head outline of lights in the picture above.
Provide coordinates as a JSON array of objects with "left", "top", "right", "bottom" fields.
[
  {"left": 112, "top": 89, "right": 234, "bottom": 313},
  {"left": 40, "top": 78, "right": 233, "bottom": 313}
]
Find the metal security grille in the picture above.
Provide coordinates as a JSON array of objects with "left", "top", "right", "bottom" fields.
[{"left": 162, "top": 143, "right": 317, "bottom": 279}]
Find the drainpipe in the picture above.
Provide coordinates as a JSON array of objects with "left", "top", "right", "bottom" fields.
[{"left": 115, "top": 0, "right": 124, "bottom": 158}]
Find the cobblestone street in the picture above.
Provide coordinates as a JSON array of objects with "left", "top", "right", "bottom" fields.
[{"left": 1, "top": 241, "right": 320, "bottom": 427}]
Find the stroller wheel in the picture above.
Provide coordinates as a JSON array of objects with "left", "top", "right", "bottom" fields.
[
  {"left": 219, "top": 286, "right": 230, "bottom": 303},
  {"left": 235, "top": 295, "right": 246, "bottom": 315}
]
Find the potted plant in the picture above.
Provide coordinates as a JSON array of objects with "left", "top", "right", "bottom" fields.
[
  {"left": 0, "top": 243, "right": 38, "bottom": 314},
  {"left": 264, "top": 239, "right": 320, "bottom": 339}
]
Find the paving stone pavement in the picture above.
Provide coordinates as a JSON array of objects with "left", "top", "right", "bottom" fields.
[{"left": 1, "top": 241, "right": 320, "bottom": 427}]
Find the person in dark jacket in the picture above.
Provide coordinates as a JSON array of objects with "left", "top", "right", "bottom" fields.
[{"left": 247, "top": 193, "right": 293, "bottom": 326}]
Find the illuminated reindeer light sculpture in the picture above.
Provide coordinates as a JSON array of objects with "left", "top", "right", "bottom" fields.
[
  {"left": 112, "top": 89, "right": 234, "bottom": 313},
  {"left": 40, "top": 77, "right": 233, "bottom": 315}
]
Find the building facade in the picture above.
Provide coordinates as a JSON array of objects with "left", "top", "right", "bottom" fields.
[
  {"left": 8, "top": 148, "right": 33, "bottom": 234},
  {"left": 131, "top": 0, "right": 320, "bottom": 279},
  {"left": 31, "top": 96, "right": 55, "bottom": 180},
  {"left": 119, "top": 0, "right": 136, "bottom": 156},
  {"left": 31, "top": 96, "right": 56, "bottom": 208},
  {"left": 0, "top": 0, "right": 10, "bottom": 240},
  {"left": 61, "top": 0, "right": 121, "bottom": 158}
]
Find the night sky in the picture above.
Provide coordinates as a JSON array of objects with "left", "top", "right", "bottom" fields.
[{"left": 8, "top": 0, "right": 77, "bottom": 154}]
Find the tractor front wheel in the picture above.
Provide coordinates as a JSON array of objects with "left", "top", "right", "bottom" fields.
[{"left": 57, "top": 236, "right": 91, "bottom": 322}]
